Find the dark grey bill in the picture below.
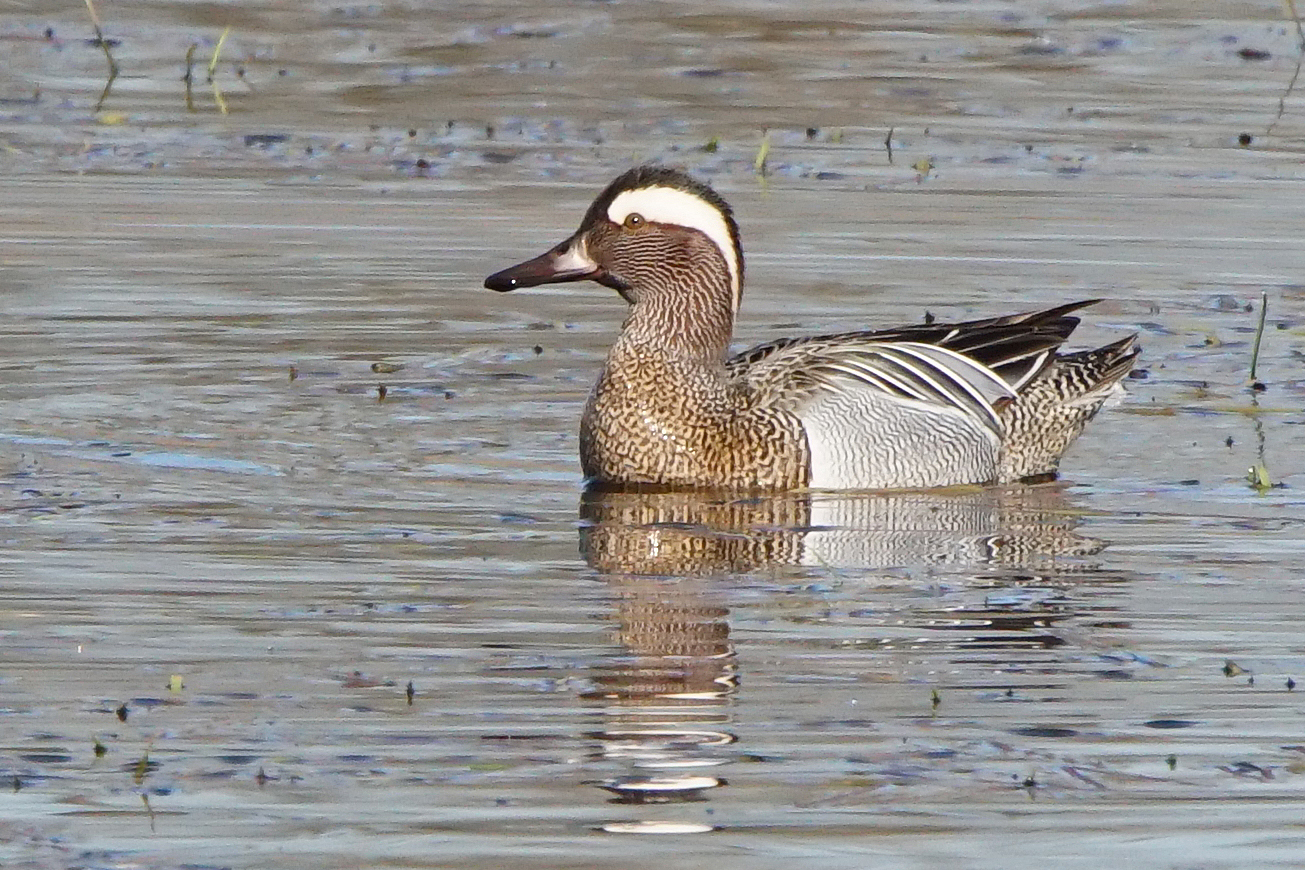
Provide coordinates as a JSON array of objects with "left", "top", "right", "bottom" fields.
[{"left": 485, "top": 239, "right": 599, "bottom": 292}]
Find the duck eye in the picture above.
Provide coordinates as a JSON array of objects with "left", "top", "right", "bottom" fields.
[{"left": 623, "top": 213, "right": 644, "bottom": 229}]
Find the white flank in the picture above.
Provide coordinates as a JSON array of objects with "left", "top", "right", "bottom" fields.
[
  {"left": 800, "top": 388, "right": 1002, "bottom": 490},
  {"left": 606, "top": 186, "right": 741, "bottom": 312},
  {"left": 803, "top": 410, "right": 861, "bottom": 490}
]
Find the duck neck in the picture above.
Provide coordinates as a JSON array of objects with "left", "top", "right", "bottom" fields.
[{"left": 616, "top": 274, "right": 737, "bottom": 363}]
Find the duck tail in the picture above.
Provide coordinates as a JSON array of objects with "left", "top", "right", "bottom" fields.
[{"left": 998, "top": 333, "right": 1141, "bottom": 482}]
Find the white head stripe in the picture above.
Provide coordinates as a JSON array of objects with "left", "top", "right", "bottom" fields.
[{"left": 606, "top": 185, "right": 741, "bottom": 311}]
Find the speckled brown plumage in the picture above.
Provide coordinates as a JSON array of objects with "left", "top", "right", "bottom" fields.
[
  {"left": 485, "top": 165, "right": 1140, "bottom": 491},
  {"left": 997, "top": 334, "right": 1140, "bottom": 480},
  {"left": 580, "top": 342, "right": 810, "bottom": 489}
]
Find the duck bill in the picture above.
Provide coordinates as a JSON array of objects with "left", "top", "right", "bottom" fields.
[{"left": 485, "top": 238, "right": 601, "bottom": 292}]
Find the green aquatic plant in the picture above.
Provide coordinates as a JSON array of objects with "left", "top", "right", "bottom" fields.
[
  {"left": 1249, "top": 290, "right": 1268, "bottom": 384},
  {"left": 754, "top": 131, "right": 770, "bottom": 175},
  {"left": 209, "top": 27, "right": 233, "bottom": 114},
  {"left": 1246, "top": 462, "right": 1274, "bottom": 492},
  {"left": 83, "top": 0, "right": 118, "bottom": 78},
  {"left": 84, "top": 0, "right": 119, "bottom": 111},
  {"left": 1267, "top": 0, "right": 1305, "bottom": 135}
]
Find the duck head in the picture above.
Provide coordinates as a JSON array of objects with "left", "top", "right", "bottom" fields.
[{"left": 484, "top": 165, "right": 745, "bottom": 314}]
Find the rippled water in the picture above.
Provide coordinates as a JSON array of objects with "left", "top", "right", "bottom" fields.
[{"left": 3, "top": 1, "right": 1305, "bottom": 868}]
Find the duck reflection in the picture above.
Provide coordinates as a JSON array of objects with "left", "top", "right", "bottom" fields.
[
  {"left": 578, "top": 484, "right": 1106, "bottom": 825},
  {"left": 580, "top": 566, "right": 737, "bottom": 813},
  {"left": 580, "top": 483, "right": 1103, "bottom": 576}
]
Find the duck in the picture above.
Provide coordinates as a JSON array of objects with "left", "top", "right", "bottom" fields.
[{"left": 484, "top": 165, "right": 1139, "bottom": 491}]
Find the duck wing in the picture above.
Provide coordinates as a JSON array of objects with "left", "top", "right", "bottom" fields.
[{"left": 729, "top": 301, "right": 1098, "bottom": 433}]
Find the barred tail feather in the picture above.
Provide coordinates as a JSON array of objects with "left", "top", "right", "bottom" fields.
[{"left": 998, "top": 334, "right": 1140, "bottom": 482}]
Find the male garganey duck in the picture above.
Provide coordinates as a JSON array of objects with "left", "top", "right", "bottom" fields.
[{"left": 485, "top": 165, "right": 1138, "bottom": 491}]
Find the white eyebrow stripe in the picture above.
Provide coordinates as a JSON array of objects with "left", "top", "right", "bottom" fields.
[{"left": 606, "top": 186, "right": 741, "bottom": 312}]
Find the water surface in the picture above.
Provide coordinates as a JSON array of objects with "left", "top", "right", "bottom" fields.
[{"left": 3, "top": 2, "right": 1305, "bottom": 868}]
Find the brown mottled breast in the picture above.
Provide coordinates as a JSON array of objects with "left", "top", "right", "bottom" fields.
[{"left": 580, "top": 346, "right": 809, "bottom": 490}]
